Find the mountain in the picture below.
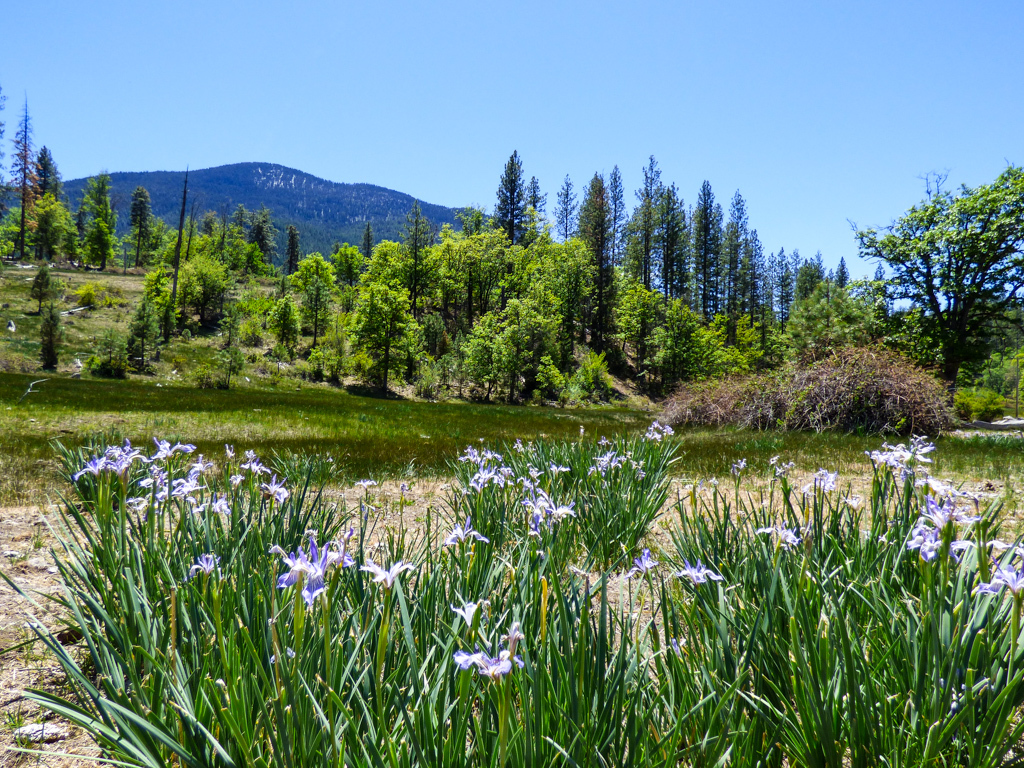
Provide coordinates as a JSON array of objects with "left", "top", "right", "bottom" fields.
[{"left": 64, "top": 162, "right": 462, "bottom": 259}]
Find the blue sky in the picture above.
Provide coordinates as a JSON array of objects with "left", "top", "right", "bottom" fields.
[{"left": 1, "top": 0, "right": 1020, "bottom": 276}]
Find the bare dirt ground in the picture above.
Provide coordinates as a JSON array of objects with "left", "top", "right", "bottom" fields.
[{"left": 0, "top": 469, "right": 1018, "bottom": 765}]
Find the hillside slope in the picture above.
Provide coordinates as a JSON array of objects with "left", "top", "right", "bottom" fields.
[{"left": 64, "top": 162, "right": 461, "bottom": 259}]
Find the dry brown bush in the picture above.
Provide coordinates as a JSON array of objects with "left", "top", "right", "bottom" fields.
[{"left": 664, "top": 347, "right": 955, "bottom": 435}]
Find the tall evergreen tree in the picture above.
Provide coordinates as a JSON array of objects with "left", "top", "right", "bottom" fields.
[
  {"left": 168, "top": 170, "right": 189, "bottom": 341},
  {"left": 361, "top": 222, "right": 374, "bottom": 262},
  {"left": 33, "top": 147, "right": 62, "bottom": 201},
  {"left": 627, "top": 156, "right": 662, "bottom": 291},
  {"left": 403, "top": 201, "right": 432, "bottom": 318},
  {"left": 84, "top": 173, "right": 116, "bottom": 270},
  {"left": 692, "top": 181, "right": 722, "bottom": 318},
  {"left": 578, "top": 173, "right": 614, "bottom": 350},
  {"left": 285, "top": 225, "right": 301, "bottom": 274},
  {"left": 494, "top": 151, "right": 527, "bottom": 245},
  {"left": 608, "top": 165, "right": 627, "bottom": 265},
  {"left": 795, "top": 251, "right": 826, "bottom": 301},
  {"left": 40, "top": 301, "right": 62, "bottom": 370},
  {"left": 774, "top": 247, "right": 795, "bottom": 329},
  {"left": 0, "top": 83, "right": 6, "bottom": 210},
  {"left": 553, "top": 175, "right": 578, "bottom": 242},
  {"left": 659, "top": 184, "right": 687, "bottom": 300},
  {"left": 722, "top": 191, "right": 748, "bottom": 342},
  {"left": 248, "top": 205, "right": 277, "bottom": 265},
  {"left": 11, "top": 99, "right": 36, "bottom": 260},
  {"left": 526, "top": 176, "right": 546, "bottom": 214},
  {"left": 129, "top": 186, "right": 152, "bottom": 269},
  {"left": 835, "top": 256, "right": 850, "bottom": 288}
]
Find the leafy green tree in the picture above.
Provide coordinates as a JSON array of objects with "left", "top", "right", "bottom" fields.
[
  {"left": 31, "top": 194, "right": 73, "bottom": 261},
  {"left": 217, "top": 346, "right": 245, "bottom": 388},
  {"left": 539, "top": 238, "right": 594, "bottom": 369},
  {"left": 143, "top": 267, "right": 177, "bottom": 343},
  {"left": 651, "top": 299, "right": 721, "bottom": 387},
  {"left": 270, "top": 294, "right": 301, "bottom": 351},
  {"left": 787, "top": 280, "right": 871, "bottom": 362},
  {"left": 285, "top": 225, "right": 300, "bottom": 274},
  {"left": 30, "top": 262, "right": 57, "bottom": 312},
  {"left": 495, "top": 151, "right": 528, "bottom": 245},
  {"left": 84, "top": 173, "right": 116, "bottom": 270},
  {"left": 292, "top": 253, "right": 335, "bottom": 293},
  {"left": 617, "top": 279, "right": 662, "bottom": 384},
  {"left": 11, "top": 99, "right": 36, "bottom": 260},
  {"left": 303, "top": 276, "right": 332, "bottom": 347},
  {"left": 553, "top": 175, "right": 578, "bottom": 242},
  {"left": 127, "top": 297, "right": 160, "bottom": 370},
  {"left": 351, "top": 282, "right": 412, "bottom": 390},
  {"left": 91, "top": 330, "right": 129, "bottom": 378},
  {"left": 129, "top": 186, "right": 152, "bottom": 268},
  {"left": 856, "top": 167, "right": 1024, "bottom": 384},
  {"left": 40, "top": 301, "right": 62, "bottom": 370},
  {"left": 179, "top": 253, "right": 230, "bottom": 324},
  {"left": 332, "top": 243, "right": 363, "bottom": 287}
]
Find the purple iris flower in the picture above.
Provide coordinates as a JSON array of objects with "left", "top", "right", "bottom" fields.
[
  {"left": 978, "top": 565, "right": 1024, "bottom": 596},
  {"left": 675, "top": 559, "right": 724, "bottom": 585},
  {"left": 270, "top": 535, "right": 353, "bottom": 606},
  {"left": 360, "top": 558, "right": 415, "bottom": 589},
  {"left": 627, "top": 549, "right": 658, "bottom": 578},
  {"left": 189, "top": 553, "right": 220, "bottom": 579},
  {"left": 261, "top": 475, "right": 289, "bottom": 504},
  {"left": 443, "top": 516, "right": 490, "bottom": 546}
]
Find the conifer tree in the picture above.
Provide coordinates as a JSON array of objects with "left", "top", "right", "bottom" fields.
[
  {"left": 659, "top": 184, "right": 687, "bottom": 300},
  {"left": 129, "top": 186, "right": 152, "bottom": 268},
  {"left": 31, "top": 263, "right": 55, "bottom": 312},
  {"left": 127, "top": 297, "right": 159, "bottom": 370},
  {"left": 303, "top": 276, "right": 332, "bottom": 347},
  {"left": 553, "top": 175, "right": 578, "bottom": 242},
  {"left": 404, "top": 201, "right": 432, "bottom": 318},
  {"left": 84, "top": 173, "right": 116, "bottom": 270},
  {"left": 286, "top": 225, "right": 300, "bottom": 274},
  {"left": 361, "top": 222, "right": 374, "bottom": 262},
  {"left": 0, "top": 83, "right": 6, "bottom": 209},
  {"left": 835, "top": 256, "right": 850, "bottom": 288},
  {"left": 774, "top": 248, "right": 795, "bottom": 329},
  {"left": 627, "top": 156, "right": 662, "bottom": 291},
  {"left": 248, "top": 205, "right": 277, "bottom": 265},
  {"left": 578, "top": 173, "right": 614, "bottom": 350},
  {"left": 33, "top": 147, "right": 62, "bottom": 201},
  {"left": 692, "top": 181, "right": 722, "bottom": 318},
  {"left": 40, "top": 301, "right": 62, "bottom": 371},
  {"left": 722, "top": 192, "right": 748, "bottom": 341},
  {"left": 494, "top": 151, "right": 527, "bottom": 245},
  {"left": 11, "top": 99, "right": 37, "bottom": 260},
  {"left": 608, "top": 165, "right": 626, "bottom": 265},
  {"left": 526, "top": 176, "right": 546, "bottom": 214}
]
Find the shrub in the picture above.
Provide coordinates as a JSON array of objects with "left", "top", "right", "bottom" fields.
[
  {"left": 414, "top": 360, "right": 440, "bottom": 399},
  {"left": 954, "top": 387, "right": 1006, "bottom": 422},
  {"left": 88, "top": 330, "right": 129, "bottom": 378},
  {"left": 665, "top": 346, "right": 955, "bottom": 435},
  {"left": 568, "top": 351, "right": 614, "bottom": 402},
  {"left": 240, "top": 317, "right": 264, "bottom": 347},
  {"left": 191, "top": 363, "right": 215, "bottom": 389}
]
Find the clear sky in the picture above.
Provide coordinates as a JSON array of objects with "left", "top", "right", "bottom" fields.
[{"left": 1, "top": 0, "right": 1020, "bottom": 276}]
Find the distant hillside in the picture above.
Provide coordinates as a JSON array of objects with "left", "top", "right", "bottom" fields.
[{"left": 64, "top": 162, "right": 461, "bottom": 261}]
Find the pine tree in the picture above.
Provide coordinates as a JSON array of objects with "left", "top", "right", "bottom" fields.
[
  {"left": 303, "top": 277, "right": 332, "bottom": 347},
  {"left": 403, "top": 201, "right": 432, "bottom": 318},
  {"left": 40, "top": 301, "right": 62, "bottom": 371},
  {"left": 494, "top": 151, "right": 527, "bottom": 245},
  {"left": 33, "top": 147, "right": 62, "bottom": 201},
  {"left": 553, "top": 175, "right": 578, "bottom": 242},
  {"left": 774, "top": 248, "right": 795, "bottom": 329},
  {"left": 84, "top": 173, "right": 116, "bottom": 270},
  {"left": 0, "top": 83, "right": 6, "bottom": 210},
  {"left": 627, "top": 156, "right": 662, "bottom": 291},
  {"left": 30, "top": 263, "right": 55, "bottom": 312},
  {"left": 129, "top": 186, "right": 152, "bottom": 268},
  {"left": 795, "top": 252, "right": 826, "bottom": 301},
  {"left": 836, "top": 256, "right": 850, "bottom": 288},
  {"left": 286, "top": 225, "right": 300, "bottom": 274},
  {"left": 127, "top": 297, "right": 159, "bottom": 370},
  {"left": 722, "top": 192, "right": 748, "bottom": 342},
  {"left": 526, "top": 176, "right": 546, "bottom": 214},
  {"left": 361, "top": 222, "right": 374, "bottom": 262},
  {"left": 692, "top": 181, "right": 722, "bottom": 318},
  {"left": 578, "top": 173, "right": 614, "bottom": 350},
  {"left": 659, "top": 184, "right": 687, "bottom": 300},
  {"left": 248, "top": 205, "right": 277, "bottom": 265},
  {"left": 608, "top": 165, "right": 626, "bottom": 265},
  {"left": 11, "top": 99, "right": 37, "bottom": 260}
]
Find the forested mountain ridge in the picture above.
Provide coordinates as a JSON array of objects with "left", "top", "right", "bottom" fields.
[{"left": 63, "top": 162, "right": 460, "bottom": 258}]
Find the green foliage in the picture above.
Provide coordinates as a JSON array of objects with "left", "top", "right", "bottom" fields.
[
  {"left": 332, "top": 243, "right": 363, "bottom": 287},
  {"left": 787, "top": 280, "right": 871, "bottom": 362},
  {"left": 127, "top": 297, "right": 160, "bottom": 371},
  {"left": 88, "top": 329, "right": 128, "bottom": 378},
  {"left": 292, "top": 253, "right": 335, "bottom": 293},
  {"left": 270, "top": 294, "right": 301, "bottom": 351},
  {"left": 302, "top": 276, "right": 333, "bottom": 347},
  {"left": 216, "top": 345, "right": 246, "bottom": 388},
  {"left": 30, "top": 263, "right": 56, "bottom": 312},
  {"left": 567, "top": 350, "right": 614, "bottom": 401},
  {"left": 82, "top": 173, "right": 117, "bottom": 269},
  {"left": 954, "top": 388, "right": 1007, "bottom": 422},
  {"left": 351, "top": 282, "right": 413, "bottom": 390},
  {"left": 651, "top": 300, "right": 721, "bottom": 387},
  {"left": 179, "top": 252, "right": 229, "bottom": 323},
  {"left": 39, "top": 301, "right": 62, "bottom": 370},
  {"left": 31, "top": 193, "right": 74, "bottom": 261}
]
